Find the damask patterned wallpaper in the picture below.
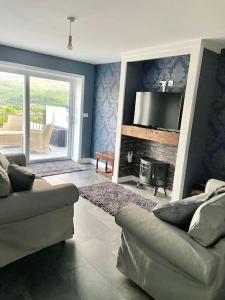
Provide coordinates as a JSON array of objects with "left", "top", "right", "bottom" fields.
[
  {"left": 203, "top": 50, "right": 225, "bottom": 180},
  {"left": 142, "top": 55, "right": 190, "bottom": 92},
  {"left": 91, "top": 63, "right": 121, "bottom": 158},
  {"left": 90, "top": 56, "right": 190, "bottom": 161}
]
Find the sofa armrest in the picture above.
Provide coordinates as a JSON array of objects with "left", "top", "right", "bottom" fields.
[
  {"left": 205, "top": 179, "right": 225, "bottom": 194},
  {"left": 0, "top": 183, "right": 79, "bottom": 226},
  {"left": 5, "top": 153, "right": 26, "bottom": 166},
  {"left": 115, "top": 203, "right": 218, "bottom": 285}
]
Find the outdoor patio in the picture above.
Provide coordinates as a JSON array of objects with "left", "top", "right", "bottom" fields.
[
  {"left": 0, "top": 111, "right": 68, "bottom": 161},
  {"left": 0, "top": 145, "right": 67, "bottom": 161}
]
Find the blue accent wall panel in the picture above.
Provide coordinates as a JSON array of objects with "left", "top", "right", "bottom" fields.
[
  {"left": 183, "top": 49, "right": 218, "bottom": 196},
  {"left": 142, "top": 55, "right": 190, "bottom": 92},
  {"left": 91, "top": 63, "right": 121, "bottom": 158},
  {"left": 203, "top": 49, "right": 225, "bottom": 180},
  {"left": 0, "top": 45, "right": 95, "bottom": 158}
]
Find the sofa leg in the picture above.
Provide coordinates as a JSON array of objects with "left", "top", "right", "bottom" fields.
[{"left": 60, "top": 240, "right": 66, "bottom": 245}]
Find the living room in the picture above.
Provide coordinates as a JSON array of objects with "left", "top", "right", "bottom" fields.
[{"left": 0, "top": 1, "right": 225, "bottom": 300}]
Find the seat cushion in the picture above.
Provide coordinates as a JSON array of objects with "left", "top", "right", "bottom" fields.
[
  {"left": 189, "top": 193, "right": 225, "bottom": 246},
  {"left": 32, "top": 178, "right": 51, "bottom": 190}
]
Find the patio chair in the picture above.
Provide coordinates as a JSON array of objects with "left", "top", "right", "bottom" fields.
[
  {"left": 0, "top": 114, "right": 54, "bottom": 153},
  {"left": 0, "top": 115, "right": 23, "bottom": 147},
  {"left": 2, "top": 115, "right": 23, "bottom": 131},
  {"left": 30, "top": 124, "right": 54, "bottom": 153}
]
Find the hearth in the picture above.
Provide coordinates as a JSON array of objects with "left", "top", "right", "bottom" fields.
[{"left": 137, "top": 157, "right": 169, "bottom": 196}]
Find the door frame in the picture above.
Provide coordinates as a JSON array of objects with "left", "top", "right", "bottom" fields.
[{"left": 0, "top": 61, "right": 85, "bottom": 164}]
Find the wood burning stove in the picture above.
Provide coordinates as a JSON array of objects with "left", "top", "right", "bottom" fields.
[{"left": 137, "top": 157, "right": 169, "bottom": 196}]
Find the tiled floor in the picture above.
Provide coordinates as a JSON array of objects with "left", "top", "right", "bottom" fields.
[{"left": 0, "top": 166, "right": 161, "bottom": 300}]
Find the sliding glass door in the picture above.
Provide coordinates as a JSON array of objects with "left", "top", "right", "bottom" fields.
[
  {"left": 29, "top": 76, "right": 71, "bottom": 161},
  {"left": 0, "top": 69, "right": 75, "bottom": 162},
  {"left": 0, "top": 71, "right": 25, "bottom": 154}
]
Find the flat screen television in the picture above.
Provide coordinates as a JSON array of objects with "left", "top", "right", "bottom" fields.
[{"left": 133, "top": 92, "right": 183, "bottom": 131}]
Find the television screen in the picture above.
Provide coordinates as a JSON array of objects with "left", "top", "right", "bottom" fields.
[{"left": 133, "top": 92, "right": 183, "bottom": 130}]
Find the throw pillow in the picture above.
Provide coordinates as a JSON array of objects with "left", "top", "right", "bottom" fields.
[
  {"left": 8, "top": 163, "right": 35, "bottom": 192},
  {"left": 0, "top": 165, "right": 11, "bottom": 197},
  {"left": 188, "top": 193, "right": 225, "bottom": 247},
  {"left": 153, "top": 193, "right": 206, "bottom": 230},
  {"left": 0, "top": 152, "right": 9, "bottom": 170}
]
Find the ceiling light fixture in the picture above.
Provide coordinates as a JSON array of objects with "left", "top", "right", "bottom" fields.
[{"left": 67, "top": 16, "right": 76, "bottom": 50}]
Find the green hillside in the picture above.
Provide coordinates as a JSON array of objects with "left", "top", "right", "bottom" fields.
[{"left": 0, "top": 73, "right": 69, "bottom": 116}]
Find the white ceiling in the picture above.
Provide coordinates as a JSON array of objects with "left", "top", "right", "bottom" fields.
[{"left": 0, "top": 0, "right": 225, "bottom": 64}]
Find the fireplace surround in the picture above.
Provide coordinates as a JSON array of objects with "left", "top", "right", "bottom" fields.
[{"left": 119, "top": 135, "right": 177, "bottom": 190}]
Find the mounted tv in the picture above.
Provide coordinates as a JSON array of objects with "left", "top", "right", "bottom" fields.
[{"left": 133, "top": 92, "right": 183, "bottom": 131}]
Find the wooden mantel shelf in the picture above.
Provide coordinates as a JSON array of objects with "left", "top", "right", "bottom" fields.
[{"left": 122, "top": 125, "right": 180, "bottom": 146}]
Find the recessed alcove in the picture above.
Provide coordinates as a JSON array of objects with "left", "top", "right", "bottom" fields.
[
  {"left": 118, "top": 54, "right": 190, "bottom": 192},
  {"left": 113, "top": 41, "right": 222, "bottom": 200}
]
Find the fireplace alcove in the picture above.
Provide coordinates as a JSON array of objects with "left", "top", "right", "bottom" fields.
[
  {"left": 113, "top": 40, "right": 220, "bottom": 200},
  {"left": 117, "top": 55, "right": 189, "bottom": 195}
]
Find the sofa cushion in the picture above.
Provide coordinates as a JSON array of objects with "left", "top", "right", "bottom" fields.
[
  {"left": 32, "top": 178, "right": 51, "bottom": 190},
  {"left": 0, "top": 166, "right": 11, "bottom": 197},
  {"left": 153, "top": 193, "right": 206, "bottom": 230},
  {"left": 0, "top": 153, "right": 9, "bottom": 170},
  {"left": 8, "top": 164, "right": 35, "bottom": 192},
  {"left": 189, "top": 193, "right": 225, "bottom": 247}
]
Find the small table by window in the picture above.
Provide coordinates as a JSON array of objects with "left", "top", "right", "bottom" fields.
[{"left": 96, "top": 151, "right": 115, "bottom": 179}]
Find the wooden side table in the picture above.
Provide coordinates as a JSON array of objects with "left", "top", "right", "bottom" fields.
[{"left": 96, "top": 151, "right": 115, "bottom": 179}]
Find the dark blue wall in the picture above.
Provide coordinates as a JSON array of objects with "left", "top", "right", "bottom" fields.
[
  {"left": 184, "top": 49, "right": 219, "bottom": 196},
  {"left": 0, "top": 45, "right": 95, "bottom": 158},
  {"left": 122, "top": 55, "right": 190, "bottom": 125},
  {"left": 203, "top": 49, "right": 225, "bottom": 181},
  {"left": 142, "top": 55, "right": 190, "bottom": 92},
  {"left": 91, "top": 63, "right": 121, "bottom": 158},
  {"left": 123, "top": 61, "right": 144, "bottom": 124}
]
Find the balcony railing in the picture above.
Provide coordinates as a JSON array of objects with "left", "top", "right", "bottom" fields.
[{"left": 0, "top": 113, "right": 46, "bottom": 130}]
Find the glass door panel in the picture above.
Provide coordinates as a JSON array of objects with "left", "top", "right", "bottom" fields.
[
  {"left": 0, "top": 71, "right": 24, "bottom": 154},
  {"left": 29, "top": 76, "right": 71, "bottom": 161}
]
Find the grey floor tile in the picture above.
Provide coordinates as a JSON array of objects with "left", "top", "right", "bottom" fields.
[{"left": 62, "top": 260, "right": 126, "bottom": 300}]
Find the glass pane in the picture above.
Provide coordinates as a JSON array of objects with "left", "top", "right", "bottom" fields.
[
  {"left": 29, "top": 77, "right": 70, "bottom": 161},
  {"left": 0, "top": 71, "right": 24, "bottom": 154}
]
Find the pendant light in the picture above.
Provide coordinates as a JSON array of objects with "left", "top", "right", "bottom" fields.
[{"left": 67, "top": 17, "right": 75, "bottom": 50}]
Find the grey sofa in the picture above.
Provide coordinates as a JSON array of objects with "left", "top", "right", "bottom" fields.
[
  {"left": 115, "top": 179, "right": 225, "bottom": 300},
  {"left": 0, "top": 153, "right": 79, "bottom": 268}
]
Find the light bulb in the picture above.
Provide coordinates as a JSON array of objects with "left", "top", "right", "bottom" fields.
[{"left": 67, "top": 35, "right": 73, "bottom": 50}]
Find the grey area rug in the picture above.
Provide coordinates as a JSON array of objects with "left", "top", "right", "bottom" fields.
[
  {"left": 79, "top": 182, "right": 157, "bottom": 216},
  {"left": 29, "top": 160, "right": 88, "bottom": 177}
]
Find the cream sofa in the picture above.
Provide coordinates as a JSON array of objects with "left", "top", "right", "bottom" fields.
[
  {"left": 0, "top": 153, "right": 79, "bottom": 268},
  {"left": 116, "top": 179, "right": 225, "bottom": 300}
]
